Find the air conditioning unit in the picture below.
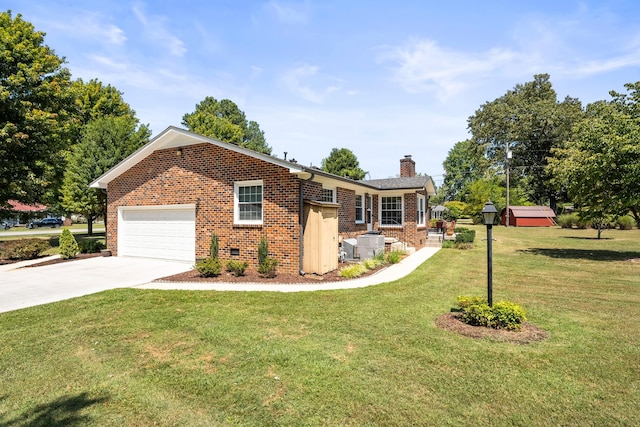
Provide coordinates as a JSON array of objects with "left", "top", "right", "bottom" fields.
[
  {"left": 342, "top": 238, "right": 358, "bottom": 260},
  {"left": 357, "top": 234, "right": 385, "bottom": 259}
]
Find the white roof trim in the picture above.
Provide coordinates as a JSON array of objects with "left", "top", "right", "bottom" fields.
[{"left": 90, "top": 126, "right": 306, "bottom": 189}]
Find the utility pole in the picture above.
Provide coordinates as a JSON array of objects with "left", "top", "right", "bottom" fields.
[{"left": 505, "top": 143, "right": 512, "bottom": 227}]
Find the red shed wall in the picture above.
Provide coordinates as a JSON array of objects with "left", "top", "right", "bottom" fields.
[{"left": 514, "top": 217, "right": 555, "bottom": 227}]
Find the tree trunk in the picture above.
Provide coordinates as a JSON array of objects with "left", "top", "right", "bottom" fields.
[
  {"left": 597, "top": 223, "right": 602, "bottom": 239},
  {"left": 87, "top": 214, "right": 94, "bottom": 236}
]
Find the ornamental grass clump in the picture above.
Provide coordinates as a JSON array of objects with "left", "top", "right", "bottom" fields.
[
  {"left": 339, "top": 263, "right": 367, "bottom": 278},
  {"left": 456, "top": 296, "right": 527, "bottom": 331},
  {"left": 59, "top": 228, "right": 79, "bottom": 259}
]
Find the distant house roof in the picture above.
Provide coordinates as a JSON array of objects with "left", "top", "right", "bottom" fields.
[
  {"left": 505, "top": 206, "right": 556, "bottom": 218},
  {"left": 432, "top": 205, "right": 446, "bottom": 212},
  {"left": 7, "top": 200, "right": 47, "bottom": 212}
]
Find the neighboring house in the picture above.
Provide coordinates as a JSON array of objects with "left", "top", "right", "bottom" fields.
[
  {"left": 501, "top": 206, "right": 556, "bottom": 227},
  {"left": 90, "top": 127, "right": 436, "bottom": 275},
  {"left": 1, "top": 200, "right": 48, "bottom": 225}
]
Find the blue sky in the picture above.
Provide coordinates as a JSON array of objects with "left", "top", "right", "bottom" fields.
[{"left": 6, "top": 1, "right": 640, "bottom": 182}]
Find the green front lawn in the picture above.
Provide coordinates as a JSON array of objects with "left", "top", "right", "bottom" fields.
[{"left": 0, "top": 226, "right": 638, "bottom": 426}]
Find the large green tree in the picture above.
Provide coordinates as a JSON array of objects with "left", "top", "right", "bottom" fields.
[
  {"left": 182, "top": 96, "right": 271, "bottom": 154},
  {"left": 1, "top": 10, "right": 74, "bottom": 207},
  {"left": 549, "top": 85, "right": 640, "bottom": 234},
  {"left": 61, "top": 115, "right": 150, "bottom": 234},
  {"left": 441, "top": 139, "right": 487, "bottom": 202},
  {"left": 71, "top": 78, "right": 135, "bottom": 124},
  {"left": 467, "top": 74, "right": 583, "bottom": 210},
  {"left": 321, "top": 148, "right": 367, "bottom": 180}
]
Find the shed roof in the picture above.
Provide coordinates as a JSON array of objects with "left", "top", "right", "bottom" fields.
[{"left": 504, "top": 206, "right": 556, "bottom": 218}]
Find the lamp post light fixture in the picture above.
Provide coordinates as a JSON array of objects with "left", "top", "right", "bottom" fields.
[{"left": 482, "top": 201, "right": 498, "bottom": 306}]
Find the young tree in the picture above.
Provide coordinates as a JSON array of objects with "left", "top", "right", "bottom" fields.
[
  {"left": 61, "top": 115, "right": 150, "bottom": 234},
  {"left": 549, "top": 95, "right": 640, "bottom": 235},
  {"left": 0, "top": 11, "right": 74, "bottom": 207},
  {"left": 320, "top": 148, "right": 367, "bottom": 180},
  {"left": 467, "top": 74, "right": 583, "bottom": 209},
  {"left": 182, "top": 96, "right": 272, "bottom": 154}
]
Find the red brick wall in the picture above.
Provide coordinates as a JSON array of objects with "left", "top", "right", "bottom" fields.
[
  {"left": 106, "top": 143, "right": 428, "bottom": 272},
  {"left": 378, "top": 191, "right": 427, "bottom": 250},
  {"left": 107, "top": 143, "right": 302, "bottom": 274}
]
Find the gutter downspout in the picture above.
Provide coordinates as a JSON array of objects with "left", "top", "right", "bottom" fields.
[{"left": 299, "top": 172, "right": 315, "bottom": 275}]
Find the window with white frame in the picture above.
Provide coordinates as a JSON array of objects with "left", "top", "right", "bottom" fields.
[
  {"left": 321, "top": 187, "right": 335, "bottom": 203},
  {"left": 234, "top": 180, "right": 263, "bottom": 224},
  {"left": 381, "top": 196, "right": 403, "bottom": 226},
  {"left": 355, "top": 194, "right": 364, "bottom": 223},
  {"left": 417, "top": 195, "right": 426, "bottom": 226}
]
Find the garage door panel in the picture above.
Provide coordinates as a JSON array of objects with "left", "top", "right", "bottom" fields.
[{"left": 119, "top": 206, "right": 195, "bottom": 262}]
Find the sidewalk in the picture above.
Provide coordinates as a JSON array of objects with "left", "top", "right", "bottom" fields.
[{"left": 134, "top": 246, "right": 441, "bottom": 292}]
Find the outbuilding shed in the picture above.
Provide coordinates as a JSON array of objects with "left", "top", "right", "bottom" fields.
[{"left": 501, "top": 206, "right": 556, "bottom": 227}]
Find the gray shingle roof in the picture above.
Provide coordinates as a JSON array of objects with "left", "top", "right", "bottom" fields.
[{"left": 363, "top": 176, "right": 429, "bottom": 190}]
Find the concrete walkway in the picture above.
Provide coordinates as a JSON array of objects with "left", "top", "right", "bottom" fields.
[
  {"left": 0, "top": 256, "right": 192, "bottom": 313},
  {"left": 0, "top": 247, "right": 441, "bottom": 313},
  {"left": 134, "top": 246, "right": 441, "bottom": 292}
]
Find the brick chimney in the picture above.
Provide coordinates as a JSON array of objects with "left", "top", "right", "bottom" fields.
[{"left": 400, "top": 155, "right": 416, "bottom": 177}]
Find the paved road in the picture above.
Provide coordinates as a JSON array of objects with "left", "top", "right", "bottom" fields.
[
  {"left": 0, "top": 227, "right": 105, "bottom": 237},
  {"left": 0, "top": 256, "right": 191, "bottom": 313}
]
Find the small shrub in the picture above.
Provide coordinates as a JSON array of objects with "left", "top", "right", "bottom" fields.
[
  {"left": 617, "top": 215, "right": 635, "bottom": 230},
  {"left": 227, "top": 259, "right": 248, "bottom": 276},
  {"left": 456, "top": 295, "right": 486, "bottom": 310},
  {"left": 258, "top": 257, "right": 278, "bottom": 278},
  {"left": 339, "top": 263, "right": 367, "bottom": 278},
  {"left": 59, "top": 229, "right": 79, "bottom": 260},
  {"left": 0, "top": 238, "right": 50, "bottom": 260},
  {"left": 456, "top": 296, "right": 527, "bottom": 331},
  {"left": 441, "top": 240, "right": 455, "bottom": 249},
  {"left": 386, "top": 250, "right": 403, "bottom": 264},
  {"left": 78, "top": 240, "right": 105, "bottom": 253},
  {"left": 575, "top": 216, "right": 590, "bottom": 229},
  {"left": 454, "top": 242, "right": 474, "bottom": 250},
  {"left": 210, "top": 234, "right": 219, "bottom": 259},
  {"left": 429, "top": 218, "right": 438, "bottom": 228},
  {"left": 195, "top": 257, "right": 222, "bottom": 277},
  {"left": 492, "top": 301, "right": 528, "bottom": 331},
  {"left": 454, "top": 228, "right": 476, "bottom": 243},
  {"left": 258, "top": 236, "right": 268, "bottom": 266},
  {"left": 373, "top": 249, "right": 385, "bottom": 263},
  {"left": 556, "top": 213, "right": 577, "bottom": 228}
]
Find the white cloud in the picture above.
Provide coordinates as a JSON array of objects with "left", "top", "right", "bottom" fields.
[
  {"left": 281, "top": 64, "right": 341, "bottom": 103},
  {"left": 132, "top": 3, "right": 186, "bottom": 57},
  {"left": 379, "top": 39, "right": 522, "bottom": 99},
  {"left": 265, "top": 0, "right": 310, "bottom": 24},
  {"left": 44, "top": 13, "right": 126, "bottom": 46}
]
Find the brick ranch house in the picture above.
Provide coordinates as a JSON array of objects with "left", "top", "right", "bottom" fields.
[{"left": 90, "top": 126, "right": 436, "bottom": 275}]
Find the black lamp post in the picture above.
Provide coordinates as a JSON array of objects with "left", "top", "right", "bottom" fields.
[{"left": 482, "top": 201, "right": 498, "bottom": 306}]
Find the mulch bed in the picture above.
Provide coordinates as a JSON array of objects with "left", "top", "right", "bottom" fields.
[
  {"left": 156, "top": 263, "right": 387, "bottom": 285},
  {"left": 435, "top": 312, "right": 548, "bottom": 344}
]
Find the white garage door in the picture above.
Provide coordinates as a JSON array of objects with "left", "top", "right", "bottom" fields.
[{"left": 118, "top": 205, "right": 196, "bottom": 262}]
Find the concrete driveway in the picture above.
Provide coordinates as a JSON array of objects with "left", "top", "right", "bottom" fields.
[{"left": 0, "top": 256, "right": 192, "bottom": 313}]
